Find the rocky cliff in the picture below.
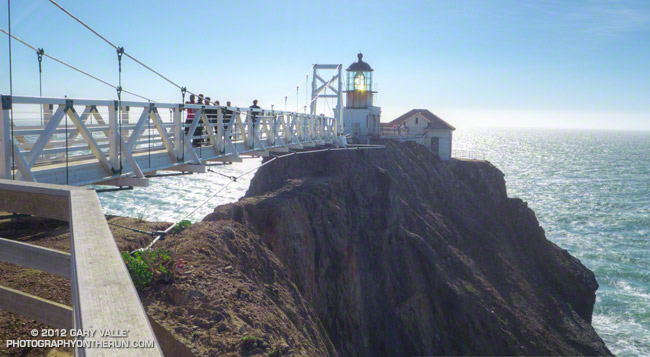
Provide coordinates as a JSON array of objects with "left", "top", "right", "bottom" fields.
[{"left": 206, "top": 140, "right": 611, "bottom": 356}]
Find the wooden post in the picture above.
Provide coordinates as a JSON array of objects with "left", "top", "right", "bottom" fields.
[{"left": 0, "top": 286, "right": 73, "bottom": 330}]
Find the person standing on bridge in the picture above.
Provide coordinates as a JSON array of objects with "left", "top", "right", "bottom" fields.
[
  {"left": 185, "top": 94, "right": 196, "bottom": 140},
  {"left": 249, "top": 100, "right": 261, "bottom": 147},
  {"left": 205, "top": 97, "right": 219, "bottom": 138},
  {"left": 193, "top": 94, "right": 205, "bottom": 146},
  {"left": 224, "top": 101, "right": 233, "bottom": 139}
]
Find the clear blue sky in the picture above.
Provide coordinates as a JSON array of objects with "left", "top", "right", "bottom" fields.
[{"left": 1, "top": 0, "right": 649, "bottom": 130}]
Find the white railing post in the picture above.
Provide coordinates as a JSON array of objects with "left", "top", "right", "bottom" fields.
[
  {"left": 270, "top": 112, "right": 276, "bottom": 145},
  {"left": 216, "top": 107, "right": 224, "bottom": 153},
  {"left": 173, "top": 105, "right": 182, "bottom": 158},
  {"left": 1, "top": 98, "right": 11, "bottom": 179},
  {"left": 108, "top": 101, "right": 119, "bottom": 171},
  {"left": 43, "top": 104, "right": 53, "bottom": 126}
]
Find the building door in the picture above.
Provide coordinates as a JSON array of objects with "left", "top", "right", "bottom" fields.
[
  {"left": 430, "top": 137, "right": 439, "bottom": 153},
  {"left": 352, "top": 123, "right": 361, "bottom": 137}
]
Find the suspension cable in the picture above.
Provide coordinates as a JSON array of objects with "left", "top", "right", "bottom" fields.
[
  {"left": 6, "top": 0, "right": 15, "bottom": 180},
  {"left": 180, "top": 87, "right": 186, "bottom": 163},
  {"left": 37, "top": 48, "right": 44, "bottom": 125},
  {"left": 116, "top": 47, "right": 124, "bottom": 174},
  {"left": 65, "top": 99, "right": 69, "bottom": 185},
  {"left": 0, "top": 28, "right": 153, "bottom": 102},
  {"left": 47, "top": 0, "right": 200, "bottom": 97},
  {"left": 272, "top": 68, "right": 312, "bottom": 107}
]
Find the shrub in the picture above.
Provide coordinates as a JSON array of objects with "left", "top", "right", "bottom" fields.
[
  {"left": 172, "top": 220, "right": 192, "bottom": 234},
  {"left": 134, "top": 212, "right": 146, "bottom": 223},
  {"left": 240, "top": 335, "right": 267, "bottom": 351},
  {"left": 122, "top": 248, "right": 182, "bottom": 290}
]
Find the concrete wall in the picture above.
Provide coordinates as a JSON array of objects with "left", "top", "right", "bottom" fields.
[
  {"left": 343, "top": 106, "right": 381, "bottom": 136},
  {"left": 401, "top": 113, "right": 430, "bottom": 135},
  {"left": 425, "top": 130, "right": 453, "bottom": 160}
]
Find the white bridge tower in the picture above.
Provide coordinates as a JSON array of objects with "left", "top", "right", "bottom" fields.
[{"left": 310, "top": 64, "right": 344, "bottom": 136}]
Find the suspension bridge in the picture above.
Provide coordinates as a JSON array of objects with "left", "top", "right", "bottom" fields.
[
  {"left": 0, "top": 1, "right": 367, "bottom": 355},
  {"left": 1, "top": 95, "right": 344, "bottom": 186}
]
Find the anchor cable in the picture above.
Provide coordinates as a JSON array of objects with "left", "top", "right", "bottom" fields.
[{"left": 133, "top": 145, "right": 386, "bottom": 253}]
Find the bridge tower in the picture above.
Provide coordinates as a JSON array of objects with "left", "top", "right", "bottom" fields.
[{"left": 310, "top": 64, "right": 343, "bottom": 135}]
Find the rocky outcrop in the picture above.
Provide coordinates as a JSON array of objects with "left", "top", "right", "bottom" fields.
[
  {"left": 207, "top": 140, "right": 610, "bottom": 356},
  {"left": 143, "top": 222, "right": 337, "bottom": 356}
]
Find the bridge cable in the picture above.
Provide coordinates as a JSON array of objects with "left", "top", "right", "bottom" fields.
[
  {"left": 148, "top": 108, "right": 151, "bottom": 169},
  {"left": 272, "top": 68, "right": 311, "bottom": 108},
  {"left": 65, "top": 98, "right": 69, "bottom": 185},
  {"left": 131, "top": 145, "right": 386, "bottom": 253},
  {"left": 47, "top": 0, "right": 202, "bottom": 98},
  {"left": 37, "top": 48, "right": 44, "bottom": 125},
  {"left": 117, "top": 47, "right": 124, "bottom": 174},
  {"left": 107, "top": 222, "right": 159, "bottom": 237},
  {"left": 6, "top": 0, "right": 15, "bottom": 180},
  {"left": 180, "top": 87, "right": 186, "bottom": 163},
  {"left": 0, "top": 29, "right": 153, "bottom": 102}
]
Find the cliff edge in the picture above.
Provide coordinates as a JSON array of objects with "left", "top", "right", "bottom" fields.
[{"left": 207, "top": 140, "right": 610, "bottom": 356}]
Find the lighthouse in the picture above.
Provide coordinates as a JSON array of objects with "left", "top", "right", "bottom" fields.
[{"left": 343, "top": 53, "right": 381, "bottom": 138}]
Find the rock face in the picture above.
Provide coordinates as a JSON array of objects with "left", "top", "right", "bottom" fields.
[
  {"left": 143, "top": 222, "right": 337, "bottom": 356},
  {"left": 207, "top": 140, "right": 611, "bottom": 356}
]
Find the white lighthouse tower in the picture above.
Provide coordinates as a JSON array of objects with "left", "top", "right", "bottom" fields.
[{"left": 343, "top": 53, "right": 381, "bottom": 138}]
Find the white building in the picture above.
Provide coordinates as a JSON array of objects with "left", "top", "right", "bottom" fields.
[
  {"left": 343, "top": 53, "right": 381, "bottom": 137},
  {"left": 382, "top": 109, "right": 455, "bottom": 160}
]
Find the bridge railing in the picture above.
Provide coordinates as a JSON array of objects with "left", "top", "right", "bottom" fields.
[
  {"left": 0, "top": 179, "right": 162, "bottom": 356},
  {"left": 1, "top": 95, "right": 343, "bottom": 186}
]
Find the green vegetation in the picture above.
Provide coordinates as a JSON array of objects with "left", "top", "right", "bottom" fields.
[
  {"left": 464, "top": 282, "right": 479, "bottom": 295},
  {"left": 268, "top": 348, "right": 281, "bottom": 357},
  {"left": 134, "top": 212, "right": 146, "bottom": 223},
  {"left": 240, "top": 335, "right": 267, "bottom": 351},
  {"left": 121, "top": 248, "right": 181, "bottom": 290},
  {"left": 172, "top": 220, "right": 192, "bottom": 234}
]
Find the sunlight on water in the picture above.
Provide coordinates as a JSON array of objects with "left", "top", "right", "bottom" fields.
[
  {"left": 454, "top": 128, "right": 650, "bottom": 356},
  {"left": 98, "top": 158, "right": 262, "bottom": 224},
  {"left": 98, "top": 128, "right": 649, "bottom": 355}
]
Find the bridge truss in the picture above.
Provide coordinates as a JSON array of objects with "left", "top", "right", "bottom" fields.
[{"left": 1, "top": 95, "right": 345, "bottom": 187}]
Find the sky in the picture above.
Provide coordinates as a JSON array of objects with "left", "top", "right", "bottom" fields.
[{"left": 1, "top": 0, "right": 649, "bottom": 130}]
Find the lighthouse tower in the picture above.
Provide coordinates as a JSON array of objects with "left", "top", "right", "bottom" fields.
[{"left": 343, "top": 53, "right": 381, "bottom": 138}]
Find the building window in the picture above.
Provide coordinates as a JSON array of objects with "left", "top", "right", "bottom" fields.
[{"left": 415, "top": 117, "right": 418, "bottom": 125}]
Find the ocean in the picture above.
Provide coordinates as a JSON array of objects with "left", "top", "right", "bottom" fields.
[{"left": 97, "top": 127, "right": 650, "bottom": 356}]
